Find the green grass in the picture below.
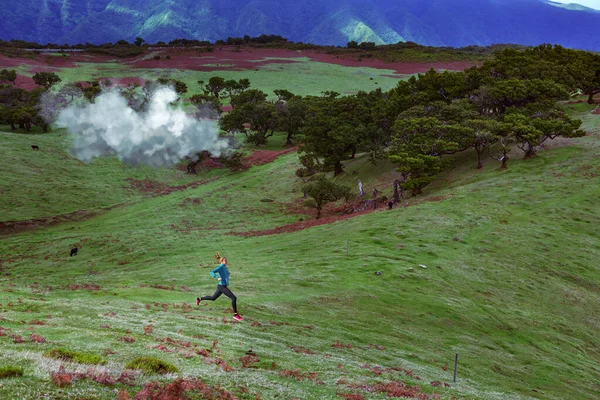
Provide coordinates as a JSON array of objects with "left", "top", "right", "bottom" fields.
[
  {"left": 0, "top": 87, "right": 599, "bottom": 398},
  {"left": 125, "top": 356, "right": 180, "bottom": 374},
  {"left": 11, "top": 56, "right": 405, "bottom": 100},
  {"left": 0, "top": 366, "right": 24, "bottom": 378},
  {"left": 44, "top": 348, "right": 106, "bottom": 365}
]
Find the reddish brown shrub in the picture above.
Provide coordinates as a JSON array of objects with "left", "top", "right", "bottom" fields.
[
  {"left": 240, "top": 354, "right": 260, "bottom": 368},
  {"left": 116, "top": 369, "right": 136, "bottom": 386},
  {"left": 153, "top": 344, "right": 173, "bottom": 352},
  {"left": 103, "top": 348, "right": 117, "bottom": 356},
  {"left": 144, "top": 324, "right": 153, "bottom": 335},
  {"left": 29, "top": 319, "right": 46, "bottom": 325},
  {"left": 51, "top": 367, "right": 72, "bottom": 387},
  {"left": 278, "top": 369, "right": 323, "bottom": 384},
  {"left": 331, "top": 341, "right": 352, "bottom": 349},
  {"left": 291, "top": 346, "right": 315, "bottom": 355},
  {"left": 10, "top": 334, "right": 24, "bottom": 343},
  {"left": 132, "top": 377, "right": 239, "bottom": 400},
  {"left": 117, "top": 390, "right": 131, "bottom": 400},
  {"left": 215, "top": 358, "right": 234, "bottom": 372},
  {"left": 30, "top": 333, "right": 46, "bottom": 343},
  {"left": 118, "top": 336, "right": 136, "bottom": 343}
]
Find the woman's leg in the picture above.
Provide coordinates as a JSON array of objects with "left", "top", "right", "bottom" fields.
[
  {"left": 219, "top": 286, "right": 238, "bottom": 314},
  {"left": 201, "top": 286, "right": 223, "bottom": 301}
]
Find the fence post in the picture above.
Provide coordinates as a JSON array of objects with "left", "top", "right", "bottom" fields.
[{"left": 453, "top": 353, "right": 458, "bottom": 383}]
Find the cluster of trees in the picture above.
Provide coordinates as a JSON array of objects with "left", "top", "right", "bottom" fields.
[
  {"left": 209, "top": 44, "right": 597, "bottom": 199},
  {"left": 0, "top": 70, "right": 64, "bottom": 132}
]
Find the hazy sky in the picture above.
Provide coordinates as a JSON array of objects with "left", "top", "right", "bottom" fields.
[{"left": 551, "top": 0, "right": 600, "bottom": 10}]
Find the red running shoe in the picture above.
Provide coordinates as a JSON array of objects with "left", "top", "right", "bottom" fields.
[
  {"left": 233, "top": 313, "right": 243, "bottom": 321},
  {"left": 195, "top": 297, "right": 200, "bottom": 306}
]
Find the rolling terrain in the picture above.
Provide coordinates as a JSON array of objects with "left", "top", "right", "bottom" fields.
[{"left": 0, "top": 77, "right": 599, "bottom": 399}]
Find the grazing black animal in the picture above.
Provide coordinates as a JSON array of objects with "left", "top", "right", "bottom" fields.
[
  {"left": 31, "top": 145, "right": 39, "bottom": 150},
  {"left": 70, "top": 247, "right": 78, "bottom": 256}
]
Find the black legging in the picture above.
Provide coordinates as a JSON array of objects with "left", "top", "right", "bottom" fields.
[{"left": 201, "top": 285, "right": 237, "bottom": 313}]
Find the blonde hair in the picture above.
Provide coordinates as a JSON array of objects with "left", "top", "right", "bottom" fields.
[{"left": 220, "top": 257, "right": 227, "bottom": 264}]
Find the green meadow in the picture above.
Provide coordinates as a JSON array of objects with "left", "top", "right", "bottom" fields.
[
  {"left": 1, "top": 81, "right": 600, "bottom": 398},
  {"left": 14, "top": 57, "right": 404, "bottom": 100}
]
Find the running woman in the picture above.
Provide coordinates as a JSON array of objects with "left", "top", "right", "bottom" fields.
[{"left": 196, "top": 257, "right": 242, "bottom": 321}]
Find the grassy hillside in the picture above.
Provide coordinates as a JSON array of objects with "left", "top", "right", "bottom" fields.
[{"left": 0, "top": 103, "right": 599, "bottom": 399}]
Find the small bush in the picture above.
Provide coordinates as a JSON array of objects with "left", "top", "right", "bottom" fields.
[
  {"left": 44, "top": 348, "right": 106, "bottom": 365},
  {"left": 124, "top": 356, "right": 179, "bottom": 375},
  {"left": 0, "top": 365, "right": 24, "bottom": 378}
]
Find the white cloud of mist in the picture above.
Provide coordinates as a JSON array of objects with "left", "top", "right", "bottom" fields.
[{"left": 55, "top": 87, "right": 228, "bottom": 167}]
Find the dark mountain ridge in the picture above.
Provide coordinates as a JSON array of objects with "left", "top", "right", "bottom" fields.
[{"left": 0, "top": 0, "right": 598, "bottom": 51}]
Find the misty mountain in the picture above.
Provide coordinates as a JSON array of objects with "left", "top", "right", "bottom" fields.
[{"left": 0, "top": 0, "right": 598, "bottom": 51}]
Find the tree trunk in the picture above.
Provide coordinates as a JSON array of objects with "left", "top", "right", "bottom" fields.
[
  {"left": 393, "top": 180, "right": 400, "bottom": 203},
  {"left": 284, "top": 132, "right": 293, "bottom": 147},
  {"left": 350, "top": 146, "right": 356, "bottom": 159},
  {"left": 476, "top": 149, "right": 484, "bottom": 169},
  {"left": 316, "top": 206, "right": 322, "bottom": 219},
  {"left": 334, "top": 160, "right": 343, "bottom": 176},
  {"left": 588, "top": 92, "right": 596, "bottom": 105},
  {"left": 501, "top": 153, "right": 509, "bottom": 169},
  {"left": 523, "top": 143, "right": 536, "bottom": 158}
]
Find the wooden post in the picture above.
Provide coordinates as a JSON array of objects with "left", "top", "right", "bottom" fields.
[{"left": 453, "top": 353, "right": 458, "bottom": 383}]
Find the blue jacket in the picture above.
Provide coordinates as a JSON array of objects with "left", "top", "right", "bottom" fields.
[{"left": 210, "top": 263, "right": 230, "bottom": 286}]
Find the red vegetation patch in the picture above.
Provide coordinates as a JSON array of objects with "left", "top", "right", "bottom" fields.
[
  {"left": 30, "top": 333, "right": 46, "bottom": 343},
  {"left": 51, "top": 365, "right": 136, "bottom": 388},
  {"left": 97, "top": 76, "right": 145, "bottom": 87},
  {"left": 156, "top": 336, "right": 192, "bottom": 349},
  {"left": 345, "top": 380, "right": 438, "bottom": 399},
  {"left": 125, "top": 177, "right": 214, "bottom": 196},
  {"left": 0, "top": 207, "right": 119, "bottom": 235},
  {"left": 331, "top": 341, "right": 353, "bottom": 349},
  {"left": 10, "top": 334, "right": 24, "bottom": 343},
  {"left": 127, "top": 377, "right": 240, "bottom": 400},
  {"left": 291, "top": 346, "right": 316, "bottom": 355},
  {"left": 232, "top": 194, "right": 454, "bottom": 237},
  {"left": 28, "top": 319, "right": 46, "bottom": 325},
  {"left": 143, "top": 324, "right": 153, "bottom": 335},
  {"left": 278, "top": 369, "right": 324, "bottom": 384},
  {"left": 13, "top": 74, "right": 37, "bottom": 90},
  {"left": 127, "top": 47, "right": 474, "bottom": 75},
  {"left": 125, "top": 178, "right": 210, "bottom": 196},
  {"left": 240, "top": 354, "right": 260, "bottom": 368},
  {"left": 241, "top": 147, "right": 297, "bottom": 168},
  {"left": 118, "top": 336, "right": 136, "bottom": 343}
]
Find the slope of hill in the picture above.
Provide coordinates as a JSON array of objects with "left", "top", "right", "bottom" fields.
[
  {"left": 1, "top": 0, "right": 599, "bottom": 51},
  {"left": 0, "top": 99, "right": 599, "bottom": 399}
]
